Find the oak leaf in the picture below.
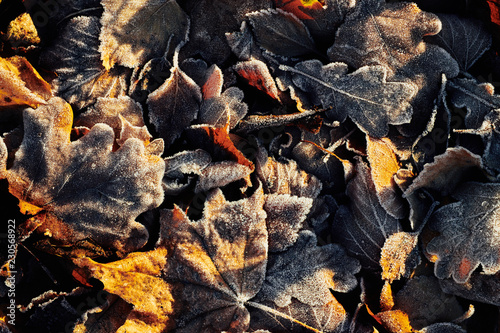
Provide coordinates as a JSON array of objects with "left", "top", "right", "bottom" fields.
[
  {"left": 280, "top": 60, "right": 417, "bottom": 137},
  {"left": 6, "top": 97, "right": 165, "bottom": 254},
  {"left": 427, "top": 182, "right": 500, "bottom": 283},
  {"left": 99, "top": 0, "right": 189, "bottom": 69}
]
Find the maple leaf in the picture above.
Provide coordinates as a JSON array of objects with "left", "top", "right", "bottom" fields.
[
  {"left": 5, "top": 97, "right": 165, "bottom": 254},
  {"left": 99, "top": 0, "right": 189, "bottom": 69},
  {"left": 159, "top": 187, "right": 358, "bottom": 332},
  {"left": 280, "top": 60, "right": 417, "bottom": 137},
  {"left": 427, "top": 182, "right": 500, "bottom": 283},
  {"left": 332, "top": 158, "right": 403, "bottom": 270},
  {"left": 39, "top": 16, "right": 130, "bottom": 109},
  {"left": 0, "top": 56, "right": 51, "bottom": 108}
]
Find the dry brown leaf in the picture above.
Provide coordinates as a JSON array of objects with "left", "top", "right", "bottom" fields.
[{"left": 380, "top": 232, "right": 419, "bottom": 283}]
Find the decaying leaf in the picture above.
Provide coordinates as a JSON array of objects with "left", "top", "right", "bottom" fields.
[
  {"left": 99, "top": 0, "right": 189, "bottom": 69},
  {"left": 280, "top": 60, "right": 417, "bottom": 137},
  {"left": 6, "top": 97, "right": 165, "bottom": 253},
  {"left": 39, "top": 16, "right": 129, "bottom": 109},
  {"left": 427, "top": 182, "right": 500, "bottom": 283},
  {"left": 4, "top": 12, "right": 40, "bottom": 47},
  {"left": 332, "top": 158, "right": 402, "bottom": 270},
  {"left": 0, "top": 56, "right": 51, "bottom": 108},
  {"left": 247, "top": 8, "right": 319, "bottom": 58},
  {"left": 147, "top": 52, "right": 202, "bottom": 147},
  {"left": 366, "top": 136, "right": 407, "bottom": 219},
  {"left": 75, "top": 248, "right": 174, "bottom": 333},
  {"left": 426, "top": 14, "right": 491, "bottom": 71}
]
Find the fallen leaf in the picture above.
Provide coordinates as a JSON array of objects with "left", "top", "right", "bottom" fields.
[
  {"left": 39, "top": 16, "right": 130, "bottom": 109},
  {"left": 393, "top": 276, "right": 465, "bottom": 330},
  {"left": 147, "top": 51, "right": 202, "bottom": 148},
  {"left": 201, "top": 64, "right": 224, "bottom": 100},
  {"left": 366, "top": 136, "right": 407, "bottom": 219},
  {"left": 426, "top": 14, "right": 491, "bottom": 71},
  {"left": 439, "top": 272, "right": 500, "bottom": 306},
  {"left": 99, "top": 0, "right": 189, "bottom": 69},
  {"left": 380, "top": 232, "right": 419, "bottom": 283},
  {"left": 427, "top": 182, "right": 500, "bottom": 283},
  {"left": 447, "top": 77, "right": 500, "bottom": 129},
  {"left": 280, "top": 60, "right": 417, "bottom": 137},
  {"left": 4, "top": 12, "right": 40, "bottom": 47},
  {"left": 247, "top": 8, "right": 319, "bottom": 58},
  {"left": 404, "top": 147, "right": 483, "bottom": 197},
  {"left": 75, "top": 248, "right": 175, "bottom": 333},
  {"left": 75, "top": 96, "right": 149, "bottom": 143},
  {"left": 6, "top": 97, "right": 165, "bottom": 254},
  {"left": 0, "top": 55, "right": 51, "bottom": 108},
  {"left": 234, "top": 59, "right": 280, "bottom": 100},
  {"left": 332, "top": 158, "right": 403, "bottom": 270},
  {"left": 198, "top": 87, "right": 248, "bottom": 129},
  {"left": 273, "top": 0, "right": 324, "bottom": 20}
]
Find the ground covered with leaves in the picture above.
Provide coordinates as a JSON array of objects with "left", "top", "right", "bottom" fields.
[{"left": 0, "top": 0, "right": 500, "bottom": 332}]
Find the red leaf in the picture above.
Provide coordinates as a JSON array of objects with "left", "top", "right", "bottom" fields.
[{"left": 274, "top": 0, "right": 324, "bottom": 20}]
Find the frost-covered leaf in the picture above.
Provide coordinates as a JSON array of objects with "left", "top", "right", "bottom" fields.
[
  {"left": 182, "top": 0, "right": 272, "bottom": 64},
  {"left": 280, "top": 60, "right": 416, "bottom": 137},
  {"left": 234, "top": 59, "right": 280, "bottom": 100},
  {"left": 404, "top": 147, "right": 483, "bottom": 197},
  {"left": 439, "top": 272, "right": 500, "bottom": 306},
  {"left": 226, "top": 21, "right": 262, "bottom": 61},
  {"left": 4, "top": 12, "right": 40, "bottom": 48},
  {"left": 75, "top": 248, "right": 174, "bottom": 333},
  {"left": 247, "top": 8, "right": 319, "bottom": 58},
  {"left": 427, "top": 14, "right": 491, "bottom": 71},
  {"left": 6, "top": 97, "right": 165, "bottom": 254},
  {"left": 161, "top": 189, "right": 268, "bottom": 332},
  {"left": 147, "top": 54, "right": 202, "bottom": 148},
  {"left": 366, "top": 136, "right": 407, "bottom": 219},
  {"left": 258, "top": 231, "right": 360, "bottom": 307},
  {"left": 0, "top": 56, "right": 51, "bottom": 108},
  {"left": 427, "top": 182, "right": 500, "bottom": 283},
  {"left": 39, "top": 16, "right": 129, "bottom": 109},
  {"left": 332, "top": 158, "right": 402, "bottom": 270},
  {"left": 99, "top": 0, "right": 189, "bottom": 69},
  {"left": 327, "top": 2, "right": 442, "bottom": 74},
  {"left": 380, "top": 232, "right": 419, "bottom": 283},
  {"left": 420, "top": 323, "right": 467, "bottom": 333},
  {"left": 447, "top": 77, "right": 500, "bottom": 129},
  {"left": 393, "top": 276, "right": 465, "bottom": 330},
  {"left": 201, "top": 64, "right": 224, "bottom": 100},
  {"left": 75, "top": 96, "right": 148, "bottom": 142},
  {"left": 198, "top": 87, "right": 248, "bottom": 129},
  {"left": 163, "top": 149, "right": 211, "bottom": 195}
]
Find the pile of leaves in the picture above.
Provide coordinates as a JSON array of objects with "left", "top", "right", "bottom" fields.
[{"left": 0, "top": 0, "right": 499, "bottom": 331}]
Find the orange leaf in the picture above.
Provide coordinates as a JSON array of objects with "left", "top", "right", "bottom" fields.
[
  {"left": 274, "top": 0, "right": 324, "bottom": 20},
  {"left": 0, "top": 56, "right": 51, "bottom": 108}
]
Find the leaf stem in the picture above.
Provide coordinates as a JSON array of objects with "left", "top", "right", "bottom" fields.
[{"left": 245, "top": 300, "right": 323, "bottom": 333}]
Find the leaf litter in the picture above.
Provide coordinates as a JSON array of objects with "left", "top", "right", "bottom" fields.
[{"left": 1, "top": 0, "right": 500, "bottom": 332}]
